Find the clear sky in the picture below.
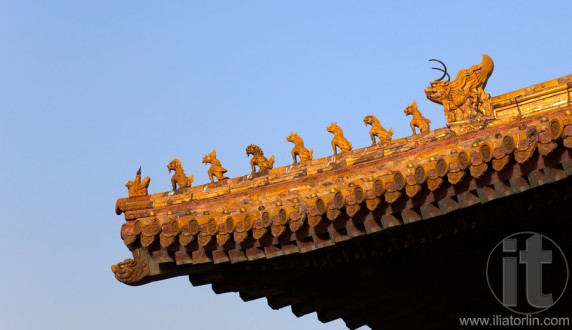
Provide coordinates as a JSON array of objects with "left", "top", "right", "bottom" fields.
[{"left": 1, "top": 1, "right": 571, "bottom": 329}]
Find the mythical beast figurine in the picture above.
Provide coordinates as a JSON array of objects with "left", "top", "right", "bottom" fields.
[
  {"left": 167, "top": 158, "right": 194, "bottom": 190},
  {"left": 286, "top": 132, "right": 313, "bottom": 165},
  {"left": 202, "top": 149, "right": 229, "bottom": 183},
  {"left": 424, "top": 54, "right": 494, "bottom": 123},
  {"left": 327, "top": 122, "right": 353, "bottom": 155},
  {"left": 404, "top": 101, "right": 431, "bottom": 134},
  {"left": 363, "top": 115, "right": 393, "bottom": 146},
  {"left": 246, "top": 144, "right": 275, "bottom": 174},
  {"left": 111, "top": 259, "right": 149, "bottom": 285}
]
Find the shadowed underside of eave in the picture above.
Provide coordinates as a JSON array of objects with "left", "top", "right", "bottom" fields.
[{"left": 188, "top": 176, "right": 572, "bottom": 329}]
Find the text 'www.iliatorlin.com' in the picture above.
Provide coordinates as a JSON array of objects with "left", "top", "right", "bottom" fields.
[{"left": 459, "top": 315, "right": 569, "bottom": 327}]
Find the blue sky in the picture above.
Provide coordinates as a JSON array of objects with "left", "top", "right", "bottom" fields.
[{"left": 1, "top": 1, "right": 571, "bottom": 329}]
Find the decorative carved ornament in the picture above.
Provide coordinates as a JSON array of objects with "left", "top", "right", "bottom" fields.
[
  {"left": 111, "top": 258, "right": 149, "bottom": 284},
  {"left": 167, "top": 158, "right": 194, "bottom": 190},
  {"left": 286, "top": 132, "right": 313, "bottom": 165},
  {"left": 246, "top": 144, "right": 275, "bottom": 173},
  {"left": 202, "top": 149, "right": 228, "bottom": 183},
  {"left": 363, "top": 115, "right": 393, "bottom": 146},
  {"left": 125, "top": 167, "right": 150, "bottom": 197},
  {"left": 425, "top": 54, "right": 494, "bottom": 134},
  {"left": 327, "top": 122, "right": 353, "bottom": 155},
  {"left": 403, "top": 101, "right": 431, "bottom": 135}
]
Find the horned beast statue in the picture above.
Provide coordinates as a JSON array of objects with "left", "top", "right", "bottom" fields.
[{"left": 424, "top": 54, "right": 494, "bottom": 124}]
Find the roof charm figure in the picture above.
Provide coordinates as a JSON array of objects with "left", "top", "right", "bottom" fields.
[
  {"left": 286, "top": 132, "right": 313, "bottom": 165},
  {"left": 327, "top": 122, "right": 353, "bottom": 155},
  {"left": 425, "top": 54, "right": 494, "bottom": 124},
  {"left": 202, "top": 149, "right": 229, "bottom": 183},
  {"left": 404, "top": 101, "right": 431, "bottom": 135},
  {"left": 363, "top": 115, "right": 393, "bottom": 146},
  {"left": 167, "top": 158, "right": 194, "bottom": 190},
  {"left": 246, "top": 144, "right": 275, "bottom": 174},
  {"left": 125, "top": 167, "right": 150, "bottom": 197}
]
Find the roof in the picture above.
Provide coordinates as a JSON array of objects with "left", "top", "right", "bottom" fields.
[{"left": 111, "top": 56, "right": 572, "bottom": 326}]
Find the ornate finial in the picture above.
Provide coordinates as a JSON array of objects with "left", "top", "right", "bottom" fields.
[
  {"left": 202, "top": 149, "right": 229, "bottom": 183},
  {"left": 125, "top": 166, "right": 150, "bottom": 197},
  {"left": 286, "top": 132, "right": 313, "bottom": 165},
  {"left": 246, "top": 144, "right": 275, "bottom": 174},
  {"left": 363, "top": 115, "right": 393, "bottom": 146},
  {"left": 327, "top": 123, "right": 353, "bottom": 155},
  {"left": 167, "top": 158, "right": 194, "bottom": 190},
  {"left": 111, "top": 258, "right": 150, "bottom": 284},
  {"left": 425, "top": 54, "right": 494, "bottom": 125},
  {"left": 404, "top": 101, "right": 431, "bottom": 134}
]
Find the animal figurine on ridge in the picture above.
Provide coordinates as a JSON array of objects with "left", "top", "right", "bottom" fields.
[
  {"left": 424, "top": 55, "right": 494, "bottom": 123},
  {"left": 286, "top": 132, "right": 313, "bottom": 165},
  {"left": 363, "top": 115, "right": 393, "bottom": 146},
  {"left": 202, "top": 149, "right": 229, "bottom": 183},
  {"left": 125, "top": 167, "right": 150, "bottom": 197},
  {"left": 167, "top": 158, "right": 194, "bottom": 190},
  {"left": 327, "top": 122, "right": 353, "bottom": 155},
  {"left": 404, "top": 101, "right": 431, "bottom": 134},
  {"left": 246, "top": 144, "right": 275, "bottom": 174}
]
